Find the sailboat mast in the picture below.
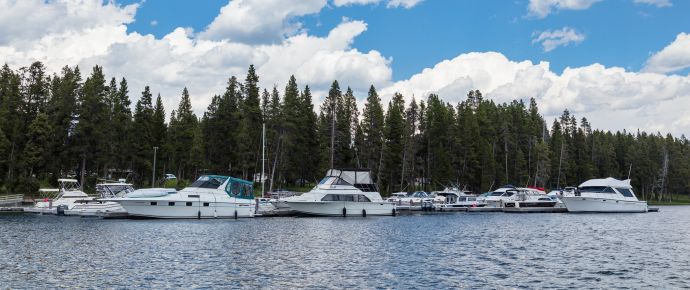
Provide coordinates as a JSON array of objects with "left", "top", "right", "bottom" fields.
[
  {"left": 261, "top": 123, "right": 265, "bottom": 197},
  {"left": 330, "top": 100, "right": 336, "bottom": 169}
]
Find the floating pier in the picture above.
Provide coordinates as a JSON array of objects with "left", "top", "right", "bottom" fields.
[{"left": 503, "top": 207, "right": 568, "bottom": 213}]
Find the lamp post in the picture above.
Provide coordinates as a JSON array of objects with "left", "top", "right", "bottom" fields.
[{"left": 152, "top": 146, "right": 159, "bottom": 188}]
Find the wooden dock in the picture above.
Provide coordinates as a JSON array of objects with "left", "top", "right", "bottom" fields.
[{"left": 503, "top": 207, "right": 568, "bottom": 213}]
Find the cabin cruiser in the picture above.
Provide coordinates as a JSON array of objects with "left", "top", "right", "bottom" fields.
[
  {"left": 104, "top": 175, "right": 256, "bottom": 218},
  {"left": 484, "top": 186, "right": 559, "bottom": 208},
  {"left": 434, "top": 189, "right": 487, "bottom": 211},
  {"left": 561, "top": 178, "right": 648, "bottom": 213},
  {"left": 386, "top": 191, "right": 434, "bottom": 210},
  {"left": 284, "top": 169, "right": 395, "bottom": 216},
  {"left": 26, "top": 179, "right": 94, "bottom": 215},
  {"left": 63, "top": 182, "right": 134, "bottom": 217},
  {"left": 255, "top": 190, "right": 298, "bottom": 216},
  {"left": 502, "top": 187, "right": 560, "bottom": 208}
]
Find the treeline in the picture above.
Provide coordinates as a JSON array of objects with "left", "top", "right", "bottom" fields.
[{"left": 1, "top": 61, "right": 689, "bottom": 200}]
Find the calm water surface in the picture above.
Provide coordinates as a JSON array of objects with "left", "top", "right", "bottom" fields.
[{"left": 1, "top": 207, "right": 690, "bottom": 289}]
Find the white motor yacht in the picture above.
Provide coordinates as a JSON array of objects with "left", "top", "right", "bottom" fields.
[
  {"left": 26, "top": 179, "right": 93, "bottom": 215},
  {"left": 434, "top": 189, "right": 486, "bottom": 211},
  {"left": 502, "top": 187, "right": 560, "bottom": 208},
  {"left": 64, "top": 182, "right": 135, "bottom": 217},
  {"left": 104, "top": 175, "right": 256, "bottom": 218},
  {"left": 561, "top": 178, "right": 648, "bottom": 213},
  {"left": 284, "top": 169, "right": 395, "bottom": 217}
]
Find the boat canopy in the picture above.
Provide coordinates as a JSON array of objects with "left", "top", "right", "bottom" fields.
[
  {"left": 325, "top": 169, "right": 378, "bottom": 192},
  {"left": 579, "top": 177, "right": 632, "bottom": 189}
]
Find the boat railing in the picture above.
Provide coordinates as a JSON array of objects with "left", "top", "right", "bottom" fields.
[{"left": 0, "top": 194, "right": 24, "bottom": 206}]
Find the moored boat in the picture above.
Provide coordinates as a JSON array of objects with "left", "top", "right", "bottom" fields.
[
  {"left": 561, "top": 177, "right": 647, "bottom": 213},
  {"left": 25, "top": 179, "right": 93, "bottom": 215},
  {"left": 284, "top": 169, "right": 395, "bottom": 216},
  {"left": 104, "top": 175, "right": 256, "bottom": 218}
]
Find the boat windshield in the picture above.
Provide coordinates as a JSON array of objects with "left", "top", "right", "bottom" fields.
[
  {"left": 490, "top": 191, "right": 505, "bottom": 196},
  {"left": 190, "top": 176, "right": 228, "bottom": 189},
  {"left": 579, "top": 186, "right": 613, "bottom": 193}
]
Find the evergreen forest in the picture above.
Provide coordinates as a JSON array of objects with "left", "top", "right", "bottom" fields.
[{"left": 1, "top": 61, "right": 689, "bottom": 202}]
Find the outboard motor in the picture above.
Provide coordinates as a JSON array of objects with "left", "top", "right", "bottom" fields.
[{"left": 56, "top": 204, "right": 68, "bottom": 216}]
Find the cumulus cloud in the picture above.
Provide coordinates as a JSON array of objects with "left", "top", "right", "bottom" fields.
[
  {"left": 380, "top": 52, "right": 690, "bottom": 136},
  {"left": 532, "top": 27, "right": 586, "bottom": 52},
  {"left": 527, "top": 0, "right": 601, "bottom": 18},
  {"left": 633, "top": 0, "right": 672, "bottom": 7},
  {"left": 199, "top": 0, "right": 327, "bottom": 44},
  {"left": 643, "top": 32, "right": 690, "bottom": 74},
  {"left": 333, "top": 0, "right": 423, "bottom": 8},
  {"left": 0, "top": 0, "right": 392, "bottom": 115}
]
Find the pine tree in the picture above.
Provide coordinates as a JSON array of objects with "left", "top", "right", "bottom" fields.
[
  {"left": 132, "top": 86, "right": 155, "bottom": 185},
  {"left": 22, "top": 112, "right": 52, "bottom": 177},
  {"left": 360, "top": 85, "right": 385, "bottom": 179},
  {"left": 73, "top": 65, "right": 109, "bottom": 184},
  {"left": 169, "top": 88, "right": 198, "bottom": 180},
  {"left": 381, "top": 93, "right": 406, "bottom": 193}
]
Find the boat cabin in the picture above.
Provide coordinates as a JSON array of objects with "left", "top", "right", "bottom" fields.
[
  {"left": 189, "top": 175, "right": 254, "bottom": 199},
  {"left": 319, "top": 169, "right": 378, "bottom": 192},
  {"left": 577, "top": 178, "right": 637, "bottom": 199}
]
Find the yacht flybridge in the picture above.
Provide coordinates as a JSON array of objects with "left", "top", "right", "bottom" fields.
[
  {"left": 26, "top": 179, "right": 93, "bottom": 215},
  {"left": 284, "top": 169, "right": 395, "bottom": 216},
  {"left": 561, "top": 177, "right": 648, "bottom": 213},
  {"left": 105, "top": 175, "right": 256, "bottom": 218}
]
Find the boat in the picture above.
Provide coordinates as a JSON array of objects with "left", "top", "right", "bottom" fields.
[
  {"left": 104, "top": 175, "right": 256, "bottom": 218},
  {"left": 387, "top": 191, "right": 434, "bottom": 211},
  {"left": 561, "top": 177, "right": 648, "bottom": 213},
  {"left": 283, "top": 169, "right": 395, "bottom": 217},
  {"left": 63, "top": 182, "right": 135, "bottom": 217},
  {"left": 434, "top": 188, "right": 487, "bottom": 211},
  {"left": 25, "top": 179, "right": 94, "bottom": 215},
  {"left": 484, "top": 185, "right": 560, "bottom": 208},
  {"left": 255, "top": 190, "right": 298, "bottom": 216}
]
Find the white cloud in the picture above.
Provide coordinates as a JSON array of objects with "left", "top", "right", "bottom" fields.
[
  {"left": 532, "top": 27, "right": 586, "bottom": 52},
  {"left": 0, "top": 0, "right": 392, "bottom": 116},
  {"left": 527, "top": 0, "right": 601, "bottom": 18},
  {"left": 199, "top": 0, "right": 327, "bottom": 44},
  {"left": 633, "top": 0, "right": 672, "bottom": 7},
  {"left": 643, "top": 32, "right": 690, "bottom": 74},
  {"left": 150, "top": 20, "right": 158, "bottom": 26},
  {"left": 0, "top": 0, "right": 137, "bottom": 47},
  {"left": 333, "top": 0, "right": 423, "bottom": 9},
  {"left": 380, "top": 52, "right": 690, "bottom": 136}
]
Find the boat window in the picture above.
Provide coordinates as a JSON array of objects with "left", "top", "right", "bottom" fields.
[
  {"left": 602, "top": 187, "right": 616, "bottom": 194},
  {"left": 321, "top": 194, "right": 337, "bottom": 201},
  {"left": 150, "top": 202, "right": 157, "bottom": 206},
  {"left": 319, "top": 177, "right": 336, "bottom": 185},
  {"left": 168, "top": 202, "right": 175, "bottom": 206},
  {"left": 334, "top": 178, "right": 352, "bottom": 185},
  {"left": 458, "top": 197, "right": 467, "bottom": 202},
  {"left": 244, "top": 185, "right": 253, "bottom": 197},
  {"left": 203, "top": 202, "right": 210, "bottom": 207},
  {"left": 468, "top": 197, "right": 476, "bottom": 201},
  {"left": 190, "top": 176, "right": 227, "bottom": 189},
  {"left": 356, "top": 194, "right": 371, "bottom": 202},
  {"left": 505, "top": 191, "right": 516, "bottom": 197},
  {"left": 228, "top": 182, "right": 241, "bottom": 196},
  {"left": 490, "top": 191, "right": 504, "bottom": 196},
  {"left": 341, "top": 195, "right": 355, "bottom": 201},
  {"left": 579, "top": 186, "right": 608, "bottom": 193},
  {"left": 617, "top": 188, "right": 635, "bottom": 197},
  {"left": 321, "top": 194, "right": 357, "bottom": 201},
  {"left": 186, "top": 202, "right": 192, "bottom": 206}
]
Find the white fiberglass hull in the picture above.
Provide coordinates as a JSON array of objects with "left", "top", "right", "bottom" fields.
[
  {"left": 115, "top": 200, "right": 254, "bottom": 218},
  {"left": 286, "top": 201, "right": 395, "bottom": 216},
  {"left": 64, "top": 202, "right": 127, "bottom": 216},
  {"left": 562, "top": 196, "right": 648, "bottom": 213}
]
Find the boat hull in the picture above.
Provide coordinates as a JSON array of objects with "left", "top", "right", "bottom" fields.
[
  {"left": 115, "top": 200, "right": 254, "bottom": 218},
  {"left": 286, "top": 201, "right": 395, "bottom": 216},
  {"left": 64, "top": 202, "right": 127, "bottom": 217},
  {"left": 562, "top": 197, "right": 648, "bottom": 213}
]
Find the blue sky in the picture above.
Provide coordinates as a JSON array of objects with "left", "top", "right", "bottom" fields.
[
  {"left": 123, "top": 0, "right": 690, "bottom": 79},
  {"left": 2, "top": 0, "right": 689, "bottom": 134}
]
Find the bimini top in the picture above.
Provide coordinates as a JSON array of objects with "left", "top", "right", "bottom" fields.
[
  {"left": 579, "top": 177, "right": 632, "bottom": 189},
  {"left": 326, "top": 169, "right": 374, "bottom": 185}
]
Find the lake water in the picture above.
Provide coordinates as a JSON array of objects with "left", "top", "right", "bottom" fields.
[{"left": 1, "top": 207, "right": 690, "bottom": 289}]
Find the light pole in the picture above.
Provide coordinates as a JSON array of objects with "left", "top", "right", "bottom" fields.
[{"left": 152, "top": 146, "right": 159, "bottom": 188}]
